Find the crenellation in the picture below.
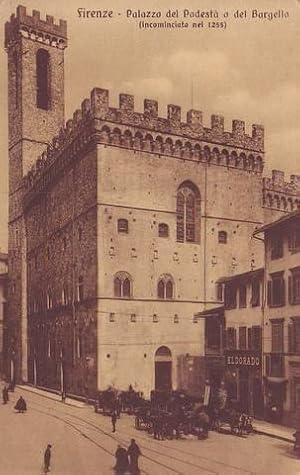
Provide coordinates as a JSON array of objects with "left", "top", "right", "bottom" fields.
[
  {"left": 16, "top": 5, "right": 26, "bottom": 18},
  {"left": 263, "top": 169, "right": 300, "bottom": 212},
  {"left": 272, "top": 169, "right": 284, "bottom": 186},
  {"left": 119, "top": 93, "right": 134, "bottom": 111},
  {"left": 81, "top": 98, "right": 91, "bottom": 116},
  {"left": 291, "top": 175, "right": 300, "bottom": 187},
  {"left": 232, "top": 120, "right": 245, "bottom": 137},
  {"left": 66, "top": 119, "right": 73, "bottom": 132},
  {"left": 144, "top": 99, "right": 158, "bottom": 118},
  {"left": 22, "top": 87, "right": 266, "bottom": 204},
  {"left": 252, "top": 124, "right": 264, "bottom": 142},
  {"left": 168, "top": 104, "right": 181, "bottom": 123},
  {"left": 211, "top": 115, "right": 224, "bottom": 133},
  {"left": 46, "top": 15, "right": 54, "bottom": 24},
  {"left": 5, "top": 5, "right": 67, "bottom": 50},
  {"left": 73, "top": 109, "right": 82, "bottom": 124},
  {"left": 32, "top": 9, "right": 40, "bottom": 21},
  {"left": 91, "top": 88, "right": 109, "bottom": 118},
  {"left": 187, "top": 110, "right": 203, "bottom": 129}
]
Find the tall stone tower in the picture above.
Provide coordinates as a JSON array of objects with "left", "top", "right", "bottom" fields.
[{"left": 4, "top": 6, "right": 67, "bottom": 381}]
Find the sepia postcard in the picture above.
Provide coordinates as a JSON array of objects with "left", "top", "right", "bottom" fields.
[{"left": 0, "top": 0, "right": 300, "bottom": 473}]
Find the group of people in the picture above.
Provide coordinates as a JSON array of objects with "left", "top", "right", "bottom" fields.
[
  {"left": 115, "top": 439, "right": 142, "bottom": 474},
  {"left": 2, "top": 383, "right": 27, "bottom": 413}
]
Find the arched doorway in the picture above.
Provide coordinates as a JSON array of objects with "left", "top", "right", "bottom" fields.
[{"left": 155, "top": 346, "right": 172, "bottom": 391}]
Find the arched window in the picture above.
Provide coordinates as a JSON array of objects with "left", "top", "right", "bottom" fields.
[
  {"left": 218, "top": 231, "right": 227, "bottom": 244},
  {"left": 77, "top": 276, "right": 84, "bottom": 302},
  {"left": 158, "top": 223, "right": 169, "bottom": 238},
  {"left": 36, "top": 49, "right": 50, "bottom": 110},
  {"left": 47, "top": 290, "right": 53, "bottom": 309},
  {"left": 176, "top": 182, "right": 200, "bottom": 243},
  {"left": 114, "top": 272, "right": 132, "bottom": 298},
  {"left": 166, "top": 281, "right": 173, "bottom": 299},
  {"left": 157, "top": 275, "right": 174, "bottom": 300},
  {"left": 157, "top": 280, "right": 165, "bottom": 299},
  {"left": 62, "top": 287, "right": 69, "bottom": 305},
  {"left": 114, "top": 277, "right": 121, "bottom": 297},
  {"left": 123, "top": 278, "right": 131, "bottom": 297}
]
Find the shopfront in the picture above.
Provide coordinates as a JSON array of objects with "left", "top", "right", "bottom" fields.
[{"left": 225, "top": 350, "right": 263, "bottom": 416}]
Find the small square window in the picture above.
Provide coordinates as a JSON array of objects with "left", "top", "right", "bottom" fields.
[
  {"left": 174, "top": 314, "right": 179, "bottom": 324},
  {"left": 158, "top": 223, "right": 169, "bottom": 238},
  {"left": 218, "top": 231, "right": 227, "bottom": 244},
  {"left": 130, "top": 313, "right": 136, "bottom": 322},
  {"left": 118, "top": 219, "right": 129, "bottom": 233},
  {"left": 109, "top": 312, "right": 115, "bottom": 322},
  {"left": 153, "top": 314, "right": 159, "bottom": 323}
]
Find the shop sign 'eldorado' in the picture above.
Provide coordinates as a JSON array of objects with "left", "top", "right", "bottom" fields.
[{"left": 225, "top": 350, "right": 261, "bottom": 368}]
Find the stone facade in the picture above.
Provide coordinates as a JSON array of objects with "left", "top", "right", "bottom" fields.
[
  {"left": 5, "top": 5, "right": 67, "bottom": 382},
  {"left": 0, "top": 254, "right": 8, "bottom": 374},
  {"left": 4, "top": 6, "right": 300, "bottom": 397}
]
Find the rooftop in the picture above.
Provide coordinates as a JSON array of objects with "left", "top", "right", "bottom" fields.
[
  {"left": 253, "top": 210, "right": 300, "bottom": 235},
  {"left": 216, "top": 267, "right": 264, "bottom": 284}
]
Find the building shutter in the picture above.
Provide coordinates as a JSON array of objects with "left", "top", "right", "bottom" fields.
[
  {"left": 267, "top": 280, "right": 272, "bottom": 306},
  {"left": 288, "top": 275, "right": 293, "bottom": 305},
  {"left": 265, "top": 354, "right": 270, "bottom": 376},
  {"left": 233, "top": 328, "right": 237, "bottom": 349},
  {"left": 248, "top": 327, "right": 253, "bottom": 350},
  {"left": 281, "top": 278, "right": 286, "bottom": 306},
  {"left": 288, "top": 323, "right": 295, "bottom": 353}
]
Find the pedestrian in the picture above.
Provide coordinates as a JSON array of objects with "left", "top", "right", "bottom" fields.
[
  {"left": 8, "top": 380, "right": 15, "bottom": 392},
  {"left": 44, "top": 444, "right": 52, "bottom": 473},
  {"left": 14, "top": 395, "right": 27, "bottom": 413},
  {"left": 127, "top": 438, "right": 141, "bottom": 474},
  {"left": 2, "top": 385, "right": 9, "bottom": 404},
  {"left": 198, "top": 407, "right": 210, "bottom": 439},
  {"left": 111, "top": 411, "right": 117, "bottom": 432},
  {"left": 114, "top": 444, "right": 129, "bottom": 474}
]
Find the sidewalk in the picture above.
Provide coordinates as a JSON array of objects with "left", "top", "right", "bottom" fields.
[
  {"left": 16, "top": 384, "right": 86, "bottom": 408},
  {"left": 253, "top": 418, "right": 295, "bottom": 443},
  {"left": 11, "top": 383, "right": 298, "bottom": 444}
]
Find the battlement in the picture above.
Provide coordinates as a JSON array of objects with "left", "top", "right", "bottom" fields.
[
  {"left": 263, "top": 170, "right": 300, "bottom": 211},
  {"left": 263, "top": 170, "right": 300, "bottom": 194},
  {"left": 5, "top": 5, "right": 67, "bottom": 49},
  {"left": 89, "top": 88, "right": 264, "bottom": 152},
  {"left": 23, "top": 88, "right": 265, "bottom": 207}
]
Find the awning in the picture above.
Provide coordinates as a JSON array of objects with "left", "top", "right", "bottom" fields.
[{"left": 265, "top": 377, "right": 288, "bottom": 384}]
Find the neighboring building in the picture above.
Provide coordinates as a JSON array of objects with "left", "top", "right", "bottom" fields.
[
  {"left": 3, "top": 6, "right": 300, "bottom": 398},
  {"left": 220, "top": 268, "right": 264, "bottom": 416},
  {"left": 197, "top": 268, "right": 264, "bottom": 416},
  {"left": 254, "top": 210, "right": 300, "bottom": 425},
  {"left": 0, "top": 253, "right": 8, "bottom": 374}
]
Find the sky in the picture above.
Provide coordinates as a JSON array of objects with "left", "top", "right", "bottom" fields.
[{"left": 0, "top": 0, "right": 299, "bottom": 251}]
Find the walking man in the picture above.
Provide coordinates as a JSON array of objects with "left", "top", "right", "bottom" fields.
[
  {"left": 112, "top": 411, "right": 117, "bottom": 433},
  {"left": 2, "top": 385, "right": 9, "bottom": 404},
  {"left": 128, "top": 438, "right": 141, "bottom": 474},
  {"left": 114, "top": 444, "right": 129, "bottom": 474},
  {"left": 44, "top": 444, "right": 52, "bottom": 473}
]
